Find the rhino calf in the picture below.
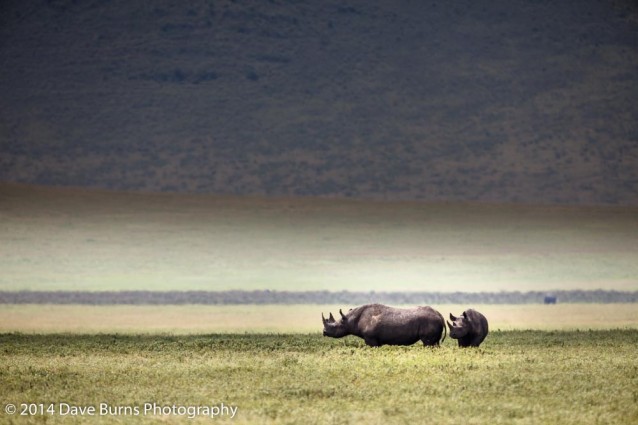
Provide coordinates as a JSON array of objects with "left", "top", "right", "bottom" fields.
[
  {"left": 447, "top": 309, "right": 489, "bottom": 347},
  {"left": 322, "top": 303, "right": 446, "bottom": 347}
]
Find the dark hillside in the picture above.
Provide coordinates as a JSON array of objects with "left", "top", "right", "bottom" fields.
[{"left": 1, "top": 0, "right": 637, "bottom": 203}]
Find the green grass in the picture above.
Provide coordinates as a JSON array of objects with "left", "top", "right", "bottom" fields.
[
  {"left": 1, "top": 331, "right": 637, "bottom": 424},
  {"left": 2, "top": 184, "right": 637, "bottom": 293}
]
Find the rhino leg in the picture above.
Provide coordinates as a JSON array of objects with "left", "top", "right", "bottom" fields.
[
  {"left": 470, "top": 335, "right": 486, "bottom": 347},
  {"left": 457, "top": 337, "right": 472, "bottom": 348},
  {"left": 421, "top": 337, "right": 440, "bottom": 347},
  {"left": 364, "top": 337, "right": 380, "bottom": 347},
  {"left": 457, "top": 334, "right": 484, "bottom": 347}
]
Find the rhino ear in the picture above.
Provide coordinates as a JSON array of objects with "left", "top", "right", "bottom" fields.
[{"left": 449, "top": 313, "right": 457, "bottom": 321}]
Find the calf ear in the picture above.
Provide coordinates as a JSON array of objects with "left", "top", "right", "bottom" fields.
[{"left": 449, "top": 313, "right": 457, "bottom": 321}]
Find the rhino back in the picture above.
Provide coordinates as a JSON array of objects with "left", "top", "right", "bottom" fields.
[
  {"left": 355, "top": 305, "right": 441, "bottom": 340},
  {"left": 466, "top": 309, "right": 489, "bottom": 337}
]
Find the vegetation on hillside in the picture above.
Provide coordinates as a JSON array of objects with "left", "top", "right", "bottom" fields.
[{"left": 1, "top": 1, "right": 637, "bottom": 203}]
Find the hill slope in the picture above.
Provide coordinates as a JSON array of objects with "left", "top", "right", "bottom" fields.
[
  {"left": 1, "top": 0, "right": 637, "bottom": 203},
  {"left": 1, "top": 183, "right": 636, "bottom": 292}
]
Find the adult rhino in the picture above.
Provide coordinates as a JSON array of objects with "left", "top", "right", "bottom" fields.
[
  {"left": 322, "top": 303, "right": 446, "bottom": 347},
  {"left": 447, "top": 309, "right": 489, "bottom": 347}
]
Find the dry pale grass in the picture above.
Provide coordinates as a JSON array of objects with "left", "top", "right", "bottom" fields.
[{"left": 1, "top": 303, "right": 637, "bottom": 334}]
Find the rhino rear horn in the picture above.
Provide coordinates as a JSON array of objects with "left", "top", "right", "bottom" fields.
[
  {"left": 322, "top": 313, "right": 327, "bottom": 324},
  {"left": 449, "top": 313, "right": 457, "bottom": 321},
  {"left": 329, "top": 312, "right": 335, "bottom": 322},
  {"left": 339, "top": 309, "right": 346, "bottom": 320}
]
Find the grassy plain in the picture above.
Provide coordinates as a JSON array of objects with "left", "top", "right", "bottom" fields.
[
  {"left": 1, "top": 304, "right": 638, "bottom": 334},
  {"left": 2, "top": 185, "right": 636, "bottom": 424},
  {"left": 1, "top": 183, "right": 637, "bottom": 293},
  {"left": 1, "top": 331, "right": 637, "bottom": 424}
]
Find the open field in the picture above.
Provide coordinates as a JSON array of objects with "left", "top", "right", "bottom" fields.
[
  {"left": 1, "top": 184, "right": 637, "bottom": 293},
  {"left": 1, "top": 331, "right": 637, "bottom": 424},
  {"left": 1, "top": 304, "right": 637, "bottom": 334}
]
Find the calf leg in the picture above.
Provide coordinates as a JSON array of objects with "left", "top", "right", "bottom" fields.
[{"left": 470, "top": 335, "right": 486, "bottom": 347}]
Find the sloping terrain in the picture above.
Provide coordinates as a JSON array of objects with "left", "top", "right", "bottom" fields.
[
  {"left": 1, "top": 183, "right": 636, "bottom": 292},
  {"left": 1, "top": 0, "right": 637, "bottom": 203}
]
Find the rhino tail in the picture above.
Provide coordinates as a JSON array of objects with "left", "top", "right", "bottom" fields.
[{"left": 441, "top": 318, "right": 446, "bottom": 345}]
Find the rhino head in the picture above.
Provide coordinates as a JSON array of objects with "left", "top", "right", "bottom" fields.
[
  {"left": 447, "top": 311, "right": 470, "bottom": 339},
  {"left": 322, "top": 309, "right": 350, "bottom": 338}
]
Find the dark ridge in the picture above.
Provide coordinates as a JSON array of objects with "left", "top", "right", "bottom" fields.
[
  {"left": 1, "top": 0, "right": 637, "bottom": 204},
  {"left": 0, "top": 290, "right": 636, "bottom": 305}
]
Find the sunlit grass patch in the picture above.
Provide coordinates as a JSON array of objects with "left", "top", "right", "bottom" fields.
[{"left": 1, "top": 304, "right": 637, "bottom": 334}]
